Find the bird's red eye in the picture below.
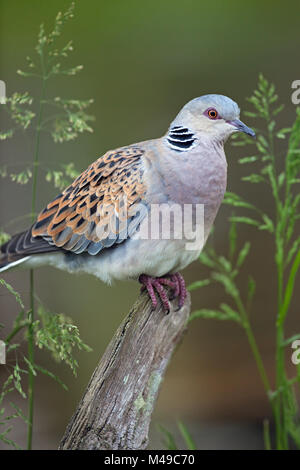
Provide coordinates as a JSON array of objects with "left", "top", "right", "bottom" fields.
[{"left": 207, "top": 108, "right": 218, "bottom": 119}]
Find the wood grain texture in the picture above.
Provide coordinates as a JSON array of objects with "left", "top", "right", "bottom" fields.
[{"left": 59, "top": 291, "right": 191, "bottom": 450}]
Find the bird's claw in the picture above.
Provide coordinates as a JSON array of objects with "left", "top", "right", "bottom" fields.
[{"left": 139, "top": 272, "right": 187, "bottom": 313}]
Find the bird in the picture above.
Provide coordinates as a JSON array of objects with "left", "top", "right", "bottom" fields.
[{"left": 0, "top": 94, "right": 255, "bottom": 312}]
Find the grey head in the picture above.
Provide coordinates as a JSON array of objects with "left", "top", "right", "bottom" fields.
[{"left": 166, "top": 94, "right": 255, "bottom": 152}]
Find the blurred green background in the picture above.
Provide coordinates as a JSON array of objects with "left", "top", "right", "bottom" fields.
[{"left": 0, "top": 0, "right": 299, "bottom": 449}]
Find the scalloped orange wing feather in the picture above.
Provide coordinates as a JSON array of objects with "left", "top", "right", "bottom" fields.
[{"left": 32, "top": 146, "right": 147, "bottom": 255}]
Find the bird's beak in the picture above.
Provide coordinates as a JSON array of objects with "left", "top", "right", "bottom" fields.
[{"left": 228, "top": 119, "right": 256, "bottom": 138}]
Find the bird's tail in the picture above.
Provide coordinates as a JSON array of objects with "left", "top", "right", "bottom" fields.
[
  {"left": 0, "top": 256, "right": 30, "bottom": 273},
  {"left": 0, "top": 229, "right": 58, "bottom": 273}
]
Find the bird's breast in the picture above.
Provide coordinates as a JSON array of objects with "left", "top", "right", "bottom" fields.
[{"left": 149, "top": 146, "right": 227, "bottom": 206}]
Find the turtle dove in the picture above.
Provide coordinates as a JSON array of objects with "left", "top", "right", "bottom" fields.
[{"left": 0, "top": 94, "right": 255, "bottom": 311}]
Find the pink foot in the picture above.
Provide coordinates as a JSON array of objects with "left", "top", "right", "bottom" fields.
[
  {"left": 169, "top": 272, "right": 187, "bottom": 309},
  {"left": 139, "top": 272, "right": 187, "bottom": 313}
]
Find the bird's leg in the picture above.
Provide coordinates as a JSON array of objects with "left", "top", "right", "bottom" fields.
[
  {"left": 139, "top": 272, "right": 187, "bottom": 313},
  {"left": 139, "top": 274, "right": 172, "bottom": 312},
  {"left": 170, "top": 272, "right": 187, "bottom": 309}
]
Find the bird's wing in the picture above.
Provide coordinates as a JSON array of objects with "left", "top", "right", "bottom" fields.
[{"left": 31, "top": 146, "right": 147, "bottom": 255}]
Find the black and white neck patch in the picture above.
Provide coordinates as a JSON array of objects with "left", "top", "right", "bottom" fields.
[{"left": 167, "top": 126, "right": 197, "bottom": 152}]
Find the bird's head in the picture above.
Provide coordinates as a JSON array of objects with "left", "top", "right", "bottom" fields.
[{"left": 168, "top": 94, "right": 255, "bottom": 150}]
